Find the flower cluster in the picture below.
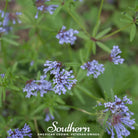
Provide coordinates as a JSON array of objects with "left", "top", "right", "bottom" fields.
[
  {"left": 53, "top": 69, "right": 77, "bottom": 95},
  {"left": 43, "top": 60, "right": 77, "bottom": 95},
  {"left": 43, "top": 60, "right": 62, "bottom": 75},
  {"left": 7, "top": 12, "right": 22, "bottom": 24},
  {"left": 7, "top": 124, "right": 32, "bottom": 138},
  {"left": 81, "top": 60, "right": 105, "bottom": 78},
  {"left": 110, "top": 46, "right": 124, "bottom": 64},
  {"left": 56, "top": 26, "right": 79, "bottom": 45},
  {"left": 98, "top": 95, "right": 135, "bottom": 138},
  {"left": 23, "top": 79, "right": 52, "bottom": 98},
  {"left": 35, "top": 0, "right": 58, "bottom": 18},
  {"left": 0, "top": 9, "right": 22, "bottom": 34},
  {"left": 23, "top": 61, "right": 77, "bottom": 97},
  {"left": 0, "top": 10, "right": 8, "bottom": 33}
]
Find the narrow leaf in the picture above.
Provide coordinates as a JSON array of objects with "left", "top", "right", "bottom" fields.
[
  {"left": 130, "top": 23, "right": 136, "bottom": 42},
  {"left": 96, "top": 42, "right": 111, "bottom": 53},
  {"left": 2, "top": 37, "right": 19, "bottom": 46},
  {"left": 96, "top": 27, "right": 111, "bottom": 39}
]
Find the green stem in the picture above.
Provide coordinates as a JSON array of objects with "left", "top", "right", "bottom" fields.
[
  {"left": 67, "top": 9, "right": 90, "bottom": 37},
  {"left": 92, "top": 0, "right": 104, "bottom": 36},
  {"left": 99, "top": 23, "right": 132, "bottom": 40},
  {"left": 1, "top": 39, "right": 8, "bottom": 67},
  {"left": 97, "top": 0, "right": 104, "bottom": 25},
  {"left": 4, "top": 0, "right": 8, "bottom": 13},
  {"left": 65, "top": 105, "right": 96, "bottom": 116},
  {"left": 34, "top": 119, "right": 41, "bottom": 138}
]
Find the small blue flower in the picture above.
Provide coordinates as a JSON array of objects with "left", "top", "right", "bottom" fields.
[
  {"left": 81, "top": 60, "right": 105, "bottom": 78},
  {"left": 110, "top": 46, "right": 124, "bottom": 64},
  {"left": 23, "top": 80, "right": 38, "bottom": 98},
  {"left": 56, "top": 26, "right": 79, "bottom": 45},
  {"left": 35, "top": 0, "right": 58, "bottom": 19},
  {"left": 23, "top": 79, "right": 52, "bottom": 98},
  {"left": 8, "top": 12, "right": 22, "bottom": 24},
  {"left": 98, "top": 95, "right": 135, "bottom": 138},
  {"left": 0, "top": 10, "right": 7, "bottom": 33},
  {"left": 30, "top": 61, "right": 34, "bottom": 66},
  {"left": 7, "top": 123, "right": 32, "bottom": 138},
  {"left": 0, "top": 73, "right": 5, "bottom": 78},
  {"left": 53, "top": 69, "right": 77, "bottom": 95},
  {"left": 43, "top": 60, "right": 62, "bottom": 75},
  {"left": 45, "top": 113, "right": 54, "bottom": 122},
  {"left": 0, "top": 10, "right": 21, "bottom": 34},
  {"left": 35, "top": 78, "right": 53, "bottom": 97}
]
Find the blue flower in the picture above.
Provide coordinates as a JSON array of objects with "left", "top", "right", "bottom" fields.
[
  {"left": 0, "top": 10, "right": 21, "bottom": 34},
  {"left": 7, "top": 124, "right": 32, "bottom": 138},
  {"left": 45, "top": 113, "right": 54, "bottom": 122},
  {"left": 110, "top": 46, "right": 124, "bottom": 64},
  {"left": 30, "top": 61, "right": 34, "bottom": 66},
  {"left": 23, "top": 61, "right": 77, "bottom": 97},
  {"left": 23, "top": 79, "right": 52, "bottom": 98},
  {"left": 35, "top": 78, "right": 53, "bottom": 97},
  {"left": 98, "top": 95, "right": 135, "bottom": 138},
  {"left": 8, "top": 12, "right": 22, "bottom": 24},
  {"left": 53, "top": 69, "right": 77, "bottom": 95},
  {"left": 23, "top": 80, "right": 39, "bottom": 98},
  {"left": 35, "top": 0, "right": 58, "bottom": 19},
  {"left": 81, "top": 60, "right": 105, "bottom": 78},
  {"left": 56, "top": 26, "right": 79, "bottom": 45},
  {"left": 43, "top": 60, "right": 62, "bottom": 75},
  {"left": 0, "top": 73, "right": 5, "bottom": 78},
  {"left": 0, "top": 10, "right": 8, "bottom": 33}
]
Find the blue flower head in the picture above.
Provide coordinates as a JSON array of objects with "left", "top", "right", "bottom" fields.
[
  {"left": 0, "top": 10, "right": 22, "bottom": 34},
  {"left": 97, "top": 95, "right": 135, "bottom": 138},
  {"left": 7, "top": 124, "right": 32, "bottom": 138},
  {"left": 53, "top": 69, "right": 77, "bottom": 95},
  {"left": 81, "top": 60, "right": 105, "bottom": 78},
  {"left": 56, "top": 26, "right": 79, "bottom": 45},
  {"left": 23, "top": 79, "right": 52, "bottom": 98},
  {"left": 35, "top": 0, "right": 58, "bottom": 18},
  {"left": 110, "top": 46, "right": 124, "bottom": 64},
  {"left": 43, "top": 60, "right": 62, "bottom": 75}
]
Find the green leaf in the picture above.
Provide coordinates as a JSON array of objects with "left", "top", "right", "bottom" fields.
[
  {"left": 2, "top": 37, "right": 20, "bottom": 46},
  {"left": 96, "top": 27, "right": 112, "bottom": 39},
  {"left": 73, "top": 88, "right": 85, "bottom": 104},
  {"left": 12, "top": 62, "right": 18, "bottom": 73},
  {"left": 31, "top": 104, "right": 46, "bottom": 116},
  {"left": 96, "top": 42, "right": 111, "bottom": 53},
  {"left": 92, "top": 42, "right": 96, "bottom": 55},
  {"left": 77, "top": 31, "right": 89, "bottom": 40},
  {"left": 93, "top": 20, "right": 100, "bottom": 37},
  {"left": 130, "top": 23, "right": 136, "bottom": 42}
]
